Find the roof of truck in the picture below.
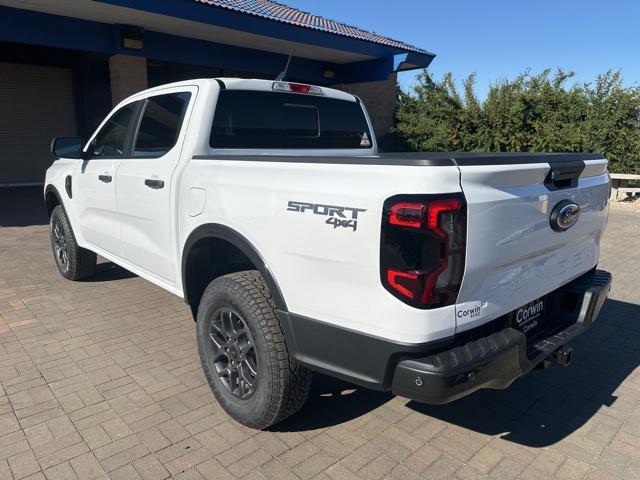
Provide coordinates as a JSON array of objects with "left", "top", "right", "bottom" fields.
[
  {"left": 117, "top": 78, "right": 358, "bottom": 106},
  {"left": 193, "top": 0, "right": 433, "bottom": 56}
]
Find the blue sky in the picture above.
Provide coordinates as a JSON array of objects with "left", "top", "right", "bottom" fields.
[{"left": 286, "top": 0, "right": 640, "bottom": 98}]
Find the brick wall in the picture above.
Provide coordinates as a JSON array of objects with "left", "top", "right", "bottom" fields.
[{"left": 332, "top": 72, "right": 397, "bottom": 140}]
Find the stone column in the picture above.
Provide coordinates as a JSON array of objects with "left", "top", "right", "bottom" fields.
[
  {"left": 109, "top": 54, "right": 148, "bottom": 106},
  {"left": 332, "top": 72, "right": 397, "bottom": 139}
]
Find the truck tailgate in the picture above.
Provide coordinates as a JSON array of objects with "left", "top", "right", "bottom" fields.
[{"left": 454, "top": 154, "right": 610, "bottom": 333}]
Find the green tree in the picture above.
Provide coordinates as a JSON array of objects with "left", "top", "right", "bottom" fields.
[{"left": 387, "top": 69, "right": 640, "bottom": 174}]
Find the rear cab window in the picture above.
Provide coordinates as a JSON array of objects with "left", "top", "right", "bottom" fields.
[{"left": 210, "top": 90, "right": 372, "bottom": 150}]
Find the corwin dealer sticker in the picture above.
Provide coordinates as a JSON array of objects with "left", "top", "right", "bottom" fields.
[{"left": 455, "top": 301, "right": 483, "bottom": 323}]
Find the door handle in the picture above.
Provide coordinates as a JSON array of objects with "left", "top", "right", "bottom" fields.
[
  {"left": 145, "top": 179, "right": 165, "bottom": 189},
  {"left": 98, "top": 175, "right": 112, "bottom": 183}
]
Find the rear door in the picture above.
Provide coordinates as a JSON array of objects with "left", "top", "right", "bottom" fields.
[
  {"left": 116, "top": 87, "right": 195, "bottom": 284},
  {"left": 454, "top": 154, "right": 610, "bottom": 332}
]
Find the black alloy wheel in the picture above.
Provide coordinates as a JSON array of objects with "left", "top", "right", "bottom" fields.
[
  {"left": 51, "top": 217, "right": 70, "bottom": 273},
  {"left": 196, "top": 271, "right": 312, "bottom": 429},
  {"left": 207, "top": 307, "right": 258, "bottom": 399}
]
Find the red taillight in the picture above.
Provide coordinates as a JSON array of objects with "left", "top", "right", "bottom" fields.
[
  {"left": 381, "top": 195, "right": 466, "bottom": 309},
  {"left": 427, "top": 199, "right": 462, "bottom": 237},
  {"left": 387, "top": 270, "right": 419, "bottom": 299},
  {"left": 389, "top": 202, "right": 425, "bottom": 228}
]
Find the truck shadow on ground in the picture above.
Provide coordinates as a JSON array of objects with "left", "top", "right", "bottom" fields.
[
  {"left": 410, "top": 298, "right": 640, "bottom": 447},
  {"left": 271, "top": 374, "right": 393, "bottom": 432},
  {"left": 86, "top": 261, "right": 137, "bottom": 282},
  {"left": 277, "top": 299, "right": 640, "bottom": 448}
]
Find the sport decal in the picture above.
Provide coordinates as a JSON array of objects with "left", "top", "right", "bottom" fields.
[{"left": 287, "top": 201, "right": 367, "bottom": 232}]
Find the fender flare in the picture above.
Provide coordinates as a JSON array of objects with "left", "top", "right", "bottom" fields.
[
  {"left": 44, "top": 184, "right": 64, "bottom": 216},
  {"left": 181, "top": 223, "right": 288, "bottom": 312}
]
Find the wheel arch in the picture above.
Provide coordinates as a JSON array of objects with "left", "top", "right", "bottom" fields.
[
  {"left": 181, "top": 223, "right": 288, "bottom": 316},
  {"left": 44, "top": 184, "right": 63, "bottom": 218}
]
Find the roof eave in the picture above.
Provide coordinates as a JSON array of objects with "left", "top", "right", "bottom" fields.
[{"left": 94, "top": 0, "right": 434, "bottom": 60}]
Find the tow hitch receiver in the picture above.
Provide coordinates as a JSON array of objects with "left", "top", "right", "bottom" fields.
[{"left": 549, "top": 346, "right": 573, "bottom": 367}]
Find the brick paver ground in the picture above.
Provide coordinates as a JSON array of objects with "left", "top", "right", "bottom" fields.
[{"left": 0, "top": 192, "right": 639, "bottom": 479}]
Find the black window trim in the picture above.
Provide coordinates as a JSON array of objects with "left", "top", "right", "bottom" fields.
[
  {"left": 129, "top": 91, "right": 193, "bottom": 160},
  {"left": 86, "top": 100, "right": 142, "bottom": 160},
  {"left": 86, "top": 90, "right": 193, "bottom": 161}
]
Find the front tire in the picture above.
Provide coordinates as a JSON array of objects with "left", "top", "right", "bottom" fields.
[
  {"left": 196, "top": 271, "right": 312, "bottom": 429},
  {"left": 50, "top": 205, "right": 96, "bottom": 280}
]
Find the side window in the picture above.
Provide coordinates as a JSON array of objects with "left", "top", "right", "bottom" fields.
[
  {"left": 91, "top": 102, "right": 138, "bottom": 158},
  {"left": 133, "top": 92, "right": 191, "bottom": 157}
]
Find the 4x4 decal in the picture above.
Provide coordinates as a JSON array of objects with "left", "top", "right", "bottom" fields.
[{"left": 287, "top": 201, "right": 366, "bottom": 232}]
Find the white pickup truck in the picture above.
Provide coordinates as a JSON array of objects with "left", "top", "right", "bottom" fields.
[{"left": 45, "top": 78, "right": 612, "bottom": 429}]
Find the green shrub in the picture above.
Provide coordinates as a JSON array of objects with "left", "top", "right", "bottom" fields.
[{"left": 389, "top": 69, "right": 640, "bottom": 174}]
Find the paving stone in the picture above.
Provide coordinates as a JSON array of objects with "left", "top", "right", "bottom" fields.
[
  {"left": 0, "top": 206, "right": 638, "bottom": 480},
  {"left": 195, "top": 458, "right": 234, "bottom": 480},
  {"left": 293, "top": 451, "right": 338, "bottom": 480},
  {"left": 7, "top": 451, "right": 40, "bottom": 479},
  {"left": 0, "top": 413, "right": 20, "bottom": 436},
  {"left": 596, "top": 447, "right": 631, "bottom": 477},
  {"left": 280, "top": 441, "right": 320, "bottom": 468},
  {"left": 467, "top": 445, "right": 504, "bottom": 474},
  {"left": 163, "top": 448, "right": 210, "bottom": 477},
  {"left": 132, "top": 454, "right": 170, "bottom": 480},
  {"left": 260, "top": 458, "right": 301, "bottom": 480},
  {"left": 0, "top": 459, "right": 11, "bottom": 480},
  {"left": 79, "top": 425, "right": 112, "bottom": 450},
  {"left": 69, "top": 452, "right": 106, "bottom": 479},
  {"left": 554, "top": 457, "right": 592, "bottom": 480},
  {"left": 100, "top": 441, "right": 150, "bottom": 472},
  {"left": 455, "top": 464, "right": 487, "bottom": 480},
  {"left": 108, "top": 464, "right": 143, "bottom": 480},
  {"left": 227, "top": 448, "right": 272, "bottom": 477},
  {"left": 528, "top": 449, "right": 566, "bottom": 476},
  {"left": 43, "top": 461, "right": 78, "bottom": 480},
  {"left": 423, "top": 453, "right": 462, "bottom": 479}
]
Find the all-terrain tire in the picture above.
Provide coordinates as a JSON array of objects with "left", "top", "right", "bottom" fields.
[
  {"left": 50, "top": 205, "right": 96, "bottom": 280},
  {"left": 196, "top": 270, "right": 312, "bottom": 429}
]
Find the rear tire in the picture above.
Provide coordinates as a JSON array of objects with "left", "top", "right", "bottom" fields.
[
  {"left": 196, "top": 270, "right": 312, "bottom": 429},
  {"left": 50, "top": 205, "right": 96, "bottom": 280}
]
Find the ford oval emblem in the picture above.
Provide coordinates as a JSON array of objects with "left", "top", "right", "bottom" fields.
[{"left": 550, "top": 200, "right": 580, "bottom": 232}]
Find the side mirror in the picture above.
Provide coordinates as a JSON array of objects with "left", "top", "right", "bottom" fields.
[{"left": 51, "top": 137, "right": 84, "bottom": 160}]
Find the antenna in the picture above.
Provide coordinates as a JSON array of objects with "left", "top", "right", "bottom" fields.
[{"left": 275, "top": 49, "right": 294, "bottom": 82}]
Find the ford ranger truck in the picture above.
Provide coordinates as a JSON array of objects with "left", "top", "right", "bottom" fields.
[{"left": 44, "top": 78, "right": 612, "bottom": 429}]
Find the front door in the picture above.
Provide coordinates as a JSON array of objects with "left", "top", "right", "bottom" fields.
[
  {"left": 116, "top": 88, "right": 195, "bottom": 284},
  {"left": 74, "top": 101, "right": 139, "bottom": 258}
]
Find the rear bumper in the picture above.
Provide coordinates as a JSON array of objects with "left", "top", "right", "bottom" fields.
[{"left": 391, "top": 269, "right": 612, "bottom": 404}]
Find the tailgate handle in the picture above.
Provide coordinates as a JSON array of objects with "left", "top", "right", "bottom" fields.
[
  {"left": 545, "top": 164, "right": 584, "bottom": 190},
  {"left": 551, "top": 169, "right": 579, "bottom": 182}
]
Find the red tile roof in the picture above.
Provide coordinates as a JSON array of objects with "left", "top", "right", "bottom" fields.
[{"left": 194, "top": 0, "right": 433, "bottom": 55}]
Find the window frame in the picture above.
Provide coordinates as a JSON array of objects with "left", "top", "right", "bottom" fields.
[
  {"left": 208, "top": 89, "right": 375, "bottom": 152},
  {"left": 86, "top": 100, "right": 141, "bottom": 160},
  {"left": 130, "top": 91, "right": 193, "bottom": 159},
  {"left": 84, "top": 87, "right": 195, "bottom": 161}
]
